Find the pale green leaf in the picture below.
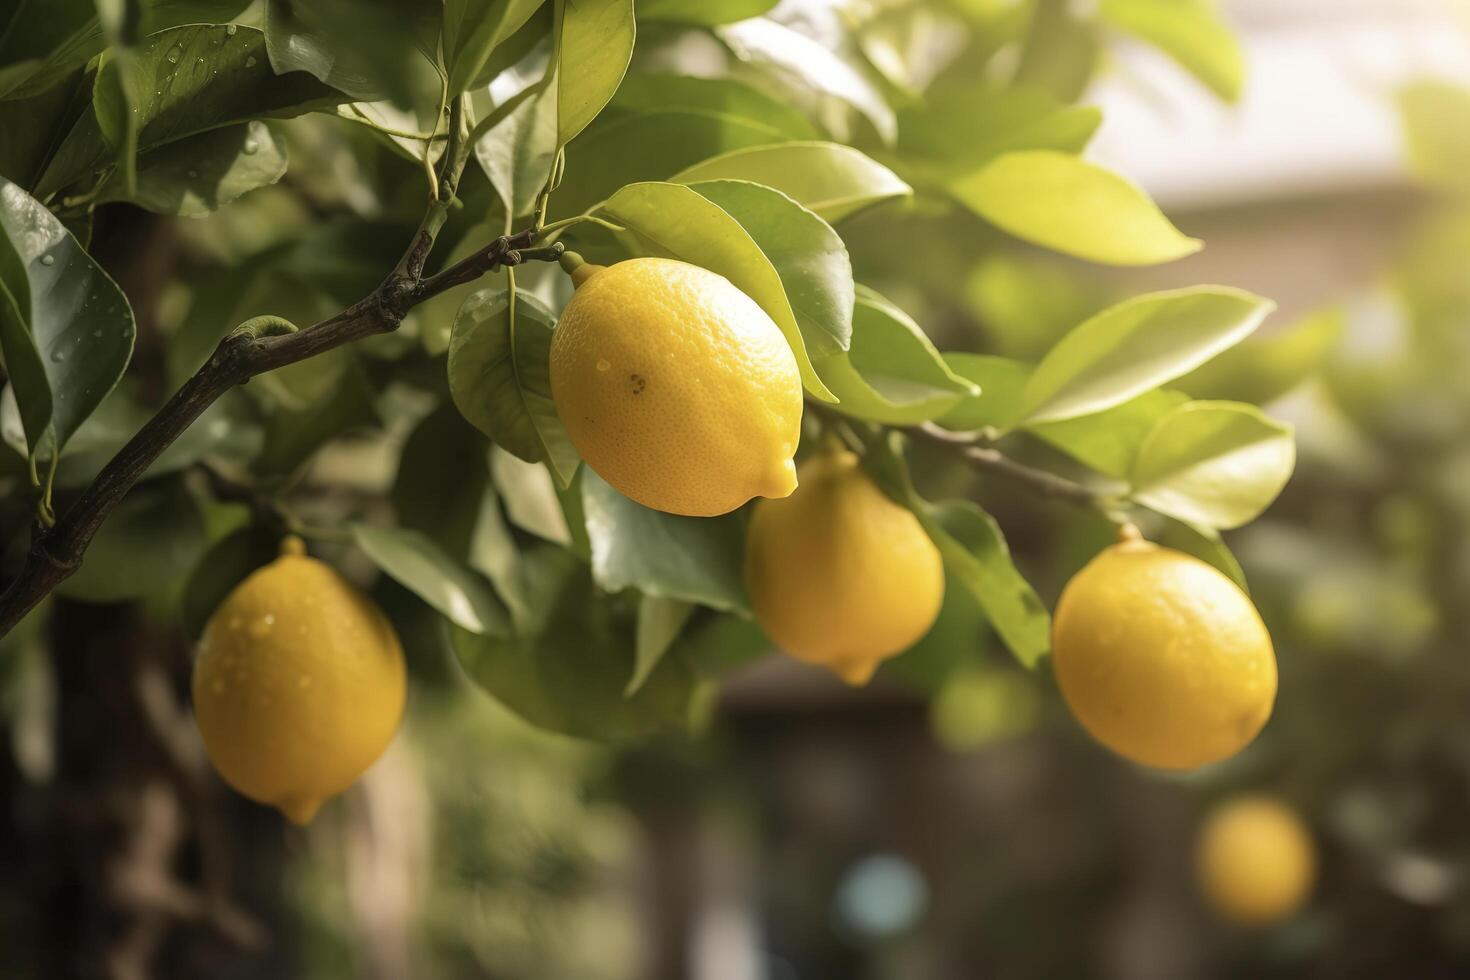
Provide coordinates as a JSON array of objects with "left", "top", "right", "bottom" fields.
[
  {"left": 557, "top": 0, "right": 635, "bottom": 146},
  {"left": 638, "top": 0, "right": 775, "bottom": 25},
  {"left": 1099, "top": 0, "right": 1243, "bottom": 102},
  {"left": 817, "top": 286, "right": 978, "bottom": 425},
  {"left": 1129, "top": 401, "right": 1295, "bottom": 529},
  {"left": 948, "top": 150, "right": 1200, "bottom": 266},
  {"left": 673, "top": 141, "right": 910, "bottom": 223},
  {"left": 352, "top": 524, "right": 510, "bottom": 636},
  {"left": 630, "top": 595, "right": 695, "bottom": 696},
  {"left": 1018, "top": 286, "right": 1274, "bottom": 425}
]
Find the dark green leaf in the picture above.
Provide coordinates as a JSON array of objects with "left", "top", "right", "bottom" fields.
[
  {"left": 444, "top": 0, "right": 545, "bottom": 96},
  {"left": 263, "top": 0, "right": 439, "bottom": 106},
  {"left": 450, "top": 545, "right": 703, "bottom": 740},
  {"left": 447, "top": 285, "right": 580, "bottom": 488},
  {"left": 352, "top": 523, "right": 510, "bottom": 636},
  {"left": 57, "top": 477, "right": 206, "bottom": 601},
  {"left": 581, "top": 469, "right": 749, "bottom": 613},
  {"left": 392, "top": 402, "right": 490, "bottom": 559},
  {"left": 96, "top": 120, "right": 288, "bottom": 215},
  {"left": 0, "top": 176, "right": 136, "bottom": 462},
  {"left": 630, "top": 595, "right": 695, "bottom": 696}
]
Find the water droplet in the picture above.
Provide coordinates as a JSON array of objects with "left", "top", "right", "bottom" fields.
[
  {"left": 165, "top": 44, "right": 183, "bottom": 64},
  {"left": 39, "top": 254, "right": 55, "bottom": 266},
  {"left": 298, "top": 675, "right": 312, "bottom": 689},
  {"left": 242, "top": 138, "right": 259, "bottom": 155},
  {"left": 225, "top": 24, "right": 238, "bottom": 36},
  {"left": 245, "top": 56, "right": 258, "bottom": 68},
  {"left": 197, "top": 57, "right": 205, "bottom": 65},
  {"left": 596, "top": 358, "right": 611, "bottom": 372},
  {"left": 49, "top": 350, "right": 65, "bottom": 362}
]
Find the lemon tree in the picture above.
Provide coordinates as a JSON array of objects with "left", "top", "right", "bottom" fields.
[{"left": 0, "top": 2, "right": 1306, "bottom": 820}]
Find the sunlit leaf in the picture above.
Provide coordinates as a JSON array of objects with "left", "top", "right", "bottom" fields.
[
  {"left": 673, "top": 141, "right": 909, "bottom": 222},
  {"left": 352, "top": 524, "right": 510, "bottom": 636}
]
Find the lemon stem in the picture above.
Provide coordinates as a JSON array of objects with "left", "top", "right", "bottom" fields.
[{"left": 558, "top": 250, "right": 602, "bottom": 288}]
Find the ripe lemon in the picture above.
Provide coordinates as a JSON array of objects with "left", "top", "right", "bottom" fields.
[
  {"left": 1052, "top": 526, "right": 1276, "bottom": 771},
  {"left": 1196, "top": 796, "right": 1316, "bottom": 925},
  {"left": 745, "top": 448, "right": 945, "bottom": 685},
  {"left": 549, "top": 256, "right": 803, "bottom": 517},
  {"left": 192, "top": 538, "right": 406, "bottom": 824}
]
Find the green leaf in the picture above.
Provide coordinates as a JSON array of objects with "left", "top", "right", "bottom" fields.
[
  {"left": 947, "top": 150, "right": 1200, "bottom": 266},
  {"left": 1129, "top": 400, "right": 1295, "bottom": 529},
  {"left": 1398, "top": 82, "right": 1470, "bottom": 190},
  {"left": 473, "top": 82, "right": 558, "bottom": 220},
  {"left": 638, "top": 0, "right": 775, "bottom": 24},
  {"left": 673, "top": 141, "right": 910, "bottom": 223},
  {"left": 392, "top": 402, "right": 490, "bottom": 560},
  {"left": 936, "top": 354, "right": 1030, "bottom": 431},
  {"left": 1029, "top": 388, "right": 1190, "bottom": 479},
  {"left": 581, "top": 469, "right": 749, "bottom": 613},
  {"left": 35, "top": 25, "right": 342, "bottom": 199},
  {"left": 1174, "top": 306, "right": 1343, "bottom": 405},
  {"left": 629, "top": 595, "right": 695, "bottom": 696},
  {"left": 351, "top": 524, "right": 510, "bottom": 636},
  {"left": 57, "top": 477, "right": 206, "bottom": 601},
  {"left": 450, "top": 545, "right": 703, "bottom": 740},
  {"left": 95, "top": 120, "right": 288, "bottom": 216},
  {"left": 0, "top": 176, "right": 136, "bottom": 462},
  {"left": 1017, "top": 286, "right": 1274, "bottom": 425},
  {"left": 556, "top": 0, "right": 634, "bottom": 146},
  {"left": 597, "top": 180, "right": 837, "bottom": 400},
  {"left": 264, "top": 0, "right": 439, "bottom": 106},
  {"left": 816, "top": 286, "right": 978, "bottom": 425},
  {"left": 1098, "top": 0, "right": 1243, "bottom": 102},
  {"left": 611, "top": 73, "right": 819, "bottom": 139},
  {"left": 688, "top": 178, "right": 852, "bottom": 357},
  {"left": 0, "top": 69, "right": 94, "bottom": 189},
  {"left": 554, "top": 107, "right": 791, "bottom": 218},
  {"left": 444, "top": 0, "right": 545, "bottom": 96},
  {"left": 94, "top": 46, "right": 148, "bottom": 195},
  {"left": 717, "top": 17, "right": 895, "bottom": 143},
  {"left": 1157, "top": 517, "right": 1248, "bottom": 593},
  {"left": 1013, "top": 0, "right": 1099, "bottom": 103},
  {"left": 919, "top": 500, "right": 1050, "bottom": 669},
  {"left": 448, "top": 285, "right": 580, "bottom": 488},
  {"left": 490, "top": 446, "right": 572, "bottom": 545}
]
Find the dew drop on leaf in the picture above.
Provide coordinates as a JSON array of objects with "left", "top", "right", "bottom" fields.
[
  {"left": 165, "top": 45, "right": 182, "bottom": 64},
  {"left": 50, "top": 350, "right": 65, "bottom": 363},
  {"left": 39, "top": 254, "right": 55, "bottom": 266},
  {"left": 243, "top": 139, "right": 259, "bottom": 155},
  {"left": 226, "top": 24, "right": 238, "bottom": 36}
]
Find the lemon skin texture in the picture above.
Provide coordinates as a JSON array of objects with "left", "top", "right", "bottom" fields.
[
  {"left": 550, "top": 257, "right": 803, "bottom": 517},
  {"left": 1052, "top": 533, "right": 1276, "bottom": 771},
  {"left": 1196, "top": 796, "right": 1316, "bottom": 925},
  {"left": 192, "top": 540, "right": 406, "bottom": 825},
  {"left": 745, "top": 449, "right": 945, "bottom": 685}
]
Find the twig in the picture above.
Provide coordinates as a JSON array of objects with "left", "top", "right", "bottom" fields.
[
  {"left": 907, "top": 421, "right": 1106, "bottom": 508},
  {"left": 0, "top": 97, "right": 565, "bottom": 638}
]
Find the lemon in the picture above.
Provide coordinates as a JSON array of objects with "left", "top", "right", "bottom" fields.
[
  {"left": 1196, "top": 796, "right": 1316, "bottom": 925},
  {"left": 745, "top": 448, "right": 945, "bottom": 685},
  {"left": 550, "top": 256, "right": 803, "bottom": 517},
  {"left": 1052, "top": 525, "right": 1276, "bottom": 770},
  {"left": 192, "top": 538, "right": 406, "bottom": 824}
]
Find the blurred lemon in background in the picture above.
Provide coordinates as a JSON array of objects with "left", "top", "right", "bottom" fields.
[
  {"left": 745, "top": 447, "right": 945, "bottom": 685},
  {"left": 192, "top": 537, "right": 406, "bottom": 824},
  {"left": 1196, "top": 795, "right": 1317, "bottom": 925},
  {"left": 1052, "top": 525, "right": 1276, "bottom": 770}
]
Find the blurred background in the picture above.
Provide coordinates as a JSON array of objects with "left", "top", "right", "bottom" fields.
[{"left": 7, "top": 0, "right": 1470, "bottom": 977}]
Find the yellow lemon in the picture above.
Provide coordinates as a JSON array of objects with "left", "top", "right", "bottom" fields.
[
  {"left": 1052, "top": 525, "right": 1276, "bottom": 770},
  {"left": 745, "top": 448, "right": 944, "bottom": 685},
  {"left": 550, "top": 256, "right": 803, "bottom": 517},
  {"left": 1196, "top": 796, "right": 1316, "bottom": 925},
  {"left": 192, "top": 538, "right": 406, "bottom": 824}
]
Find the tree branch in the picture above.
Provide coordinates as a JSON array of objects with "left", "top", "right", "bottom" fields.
[
  {"left": 906, "top": 422, "right": 1106, "bottom": 508},
  {"left": 0, "top": 96, "right": 564, "bottom": 637}
]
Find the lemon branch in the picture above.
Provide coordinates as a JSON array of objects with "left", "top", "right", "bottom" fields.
[
  {"left": 0, "top": 95, "right": 567, "bottom": 640},
  {"left": 905, "top": 422, "right": 1108, "bottom": 509}
]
